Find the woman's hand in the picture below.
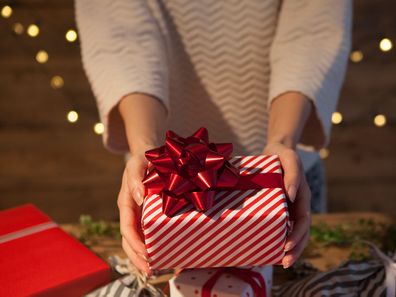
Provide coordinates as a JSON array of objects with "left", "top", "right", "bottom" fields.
[
  {"left": 265, "top": 91, "right": 314, "bottom": 268},
  {"left": 117, "top": 150, "right": 151, "bottom": 275},
  {"left": 117, "top": 92, "right": 167, "bottom": 275},
  {"left": 263, "top": 142, "right": 311, "bottom": 269}
]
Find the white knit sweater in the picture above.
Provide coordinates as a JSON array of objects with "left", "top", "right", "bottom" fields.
[{"left": 75, "top": 0, "right": 351, "bottom": 171}]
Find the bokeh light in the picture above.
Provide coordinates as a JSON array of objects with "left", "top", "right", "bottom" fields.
[
  {"left": 350, "top": 50, "right": 363, "bottom": 63},
  {"left": 35, "top": 50, "right": 48, "bottom": 63},
  {"left": 27, "top": 24, "right": 40, "bottom": 37},
  {"left": 12, "top": 23, "right": 24, "bottom": 35},
  {"left": 1, "top": 5, "right": 12, "bottom": 18},
  {"left": 379, "top": 38, "right": 392, "bottom": 52},
  {"left": 373, "top": 114, "right": 386, "bottom": 127},
  {"left": 65, "top": 29, "right": 78, "bottom": 42},
  {"left": 332, "top": 112, "right": 343, "bottom": 125},
  {"left": 319, "top": 148, "right": 330, "bottom": 159},
  {"left": 51, "top": 76, "right": 64, "bottom": 89},
  {"left": 67, "top": 111, "right": 79, "bottom": 123},
  {"left": 93, "top": 123, "right": 104, "bottom": 135}
]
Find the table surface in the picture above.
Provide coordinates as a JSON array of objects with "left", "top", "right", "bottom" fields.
[{"left": 61, "top": 212, "right": 393, "bottom": 287}]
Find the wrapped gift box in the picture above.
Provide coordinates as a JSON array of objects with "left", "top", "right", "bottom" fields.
[
  {"left": 169, "top": 266, "right": 273, "bottom": 297},
  {"left": 0, "top": 204, "right": 111, "bottom": 297},
  {"left": 141, "top": 128, "right": 289, "bottom": 270}
]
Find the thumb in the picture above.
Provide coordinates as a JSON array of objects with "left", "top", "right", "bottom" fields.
[
  {"left": 126, "top": 155, "right": 148, "bottom": 206},
  {"left": 279, "top": 151, "right": 302, "bottom": 203}
]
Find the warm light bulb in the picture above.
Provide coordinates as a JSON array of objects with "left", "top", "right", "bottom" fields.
[
  {"left": 27, "top": 24, "right": 40, "bottom": 37},
  {"left": 379, "top": 38, "right": 392, "bottom": 52},
  {"left": 51, "top": 76, "right": 64, "bottom": 89},
  {"left": 35, "top": 50, "right": 48, "bottom": 63},
  {"left": 12, "top": 23, "right": 24, "bottom": 35},
  {"left": 67, "top": 111, "right": 79, "bottom": 123},
  {"left": 373, "top": 114, "right": 386, "bottom": 127},
  {"left": 332, "top": 112, "right": 343, "bottom": 125},
  {"left": 350, "top": 50, "right": 363, "bottom": 63},
  {"left": 93, "top": 122, "right": 104, "bottom": 135},
  {"left": 319, "top": 148, "right": 330, "bottom": 159},
  {"left": 65, "top": 29, "right": 77, "bottom": 42},
  {"left": 1, "top": 5, "right": 12, "bottom": 18}
]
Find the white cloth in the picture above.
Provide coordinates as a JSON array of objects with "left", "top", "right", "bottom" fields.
[{"left": 76, "top": 0, "right": 351, "bottom": 171}]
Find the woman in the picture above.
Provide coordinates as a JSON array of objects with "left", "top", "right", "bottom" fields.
[{"left": 76, "top": 0, "right": 351, "bottom": 275}]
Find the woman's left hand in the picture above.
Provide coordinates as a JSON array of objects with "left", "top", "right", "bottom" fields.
[{"left": 263, "top": 142, "right": 311, "bottom": 268}]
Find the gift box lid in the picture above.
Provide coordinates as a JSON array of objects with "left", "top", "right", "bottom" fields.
[{"left": 0, "top": 204, "right": 111, "bottom": 297}]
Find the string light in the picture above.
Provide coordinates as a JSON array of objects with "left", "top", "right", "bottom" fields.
[
  {"left": 27, "top": 24, "right": 40, "bottom": 37},
  {"left": 350, "top": 50, "right": 363, "bottom": 63},
  {"left": 331, "top": 112, "right": 343, "bottom": 125},
  {"left": 1, "top": 5, "right": 12, "bottom": 18},
  {"left": 93, "top": 123, "right": 104, "bottom": 135},
  {"left": 379, "top": 38, "right": 392, "bottom": 52},
  {"left": 35, "top": 50, "right": 48, "bottom": 63},
  {"left": 65, "top": 29, "right": 78, "bottom": 42},
  {"left": 319, "top": 148, "right": 330, "bottom": 159},
  {"left": 12, "top": 23, "right": 24, "bottom": 35},
  {"left": 50, "top": 75, "right": 64, "bottom": 89},
  {"left": 373, "top": 114, "right": 387, "bottom": 127},
  {"left": 67, "top": 111, "right": 79, "bottom": 123}
]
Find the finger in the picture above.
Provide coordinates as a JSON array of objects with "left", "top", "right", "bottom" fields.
[
  {"left": 284, "top": 213, "right": 310, "bottom": 253},
  {"left": 278, "top": 150, "right": 302, "bottom": 202},
  {"left": 122, "top": 237, "right": 151, "bottom": 275},
  {"left": 118, "top": 177, "right": 148, "bottom": 259},
  {"left": 282, "top": 230, "right": 310, "bottom": 268},
  {"left": 284, "top": 177, "right": 311, "bottom": 252},
  {"left": 126, "top": 156, "right": 148, "bottom": 206}
]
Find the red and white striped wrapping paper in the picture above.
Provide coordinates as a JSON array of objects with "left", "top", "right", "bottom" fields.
[{"left": 142, "top": 155, "right": 289, "bottom": 270}]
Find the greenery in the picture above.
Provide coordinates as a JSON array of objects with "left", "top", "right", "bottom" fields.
[
  {"left": 78, "top": 215, "right": 121, "bottom": 244},
  {"left": 309, "top": 218, "right": 396, "bottom": 260},
  {"left": 78, "top": 215, "right": 396, "bottom": 261}
]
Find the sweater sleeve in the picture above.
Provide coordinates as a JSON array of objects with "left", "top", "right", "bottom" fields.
[
  {"left": 75, "top": 0, "right": 169, "bottom": 153},
  {"left": 269, "top": 0, "right": 352, "bottom": 150}
]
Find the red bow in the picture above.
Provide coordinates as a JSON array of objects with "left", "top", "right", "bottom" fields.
[{"left": 142, "top": 127, "right": 240, "bottom": 217}]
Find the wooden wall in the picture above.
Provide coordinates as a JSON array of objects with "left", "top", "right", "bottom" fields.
[{"left": 1, "top": 0, "right": 395, "bottom": 222}]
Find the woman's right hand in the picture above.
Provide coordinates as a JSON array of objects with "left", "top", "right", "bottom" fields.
[{"left": 117, "top": 150, "right": 152, "bottom": 275}]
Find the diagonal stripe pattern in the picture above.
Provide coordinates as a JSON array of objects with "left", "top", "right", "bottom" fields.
[{"left": 142, "top": 155, "right": 289, "bottom": 270}]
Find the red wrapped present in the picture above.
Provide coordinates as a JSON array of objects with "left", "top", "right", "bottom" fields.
[
  {"left": 141, "top": 128, "right": 290, "bottom": 270},
  {"left": 0, "top": 204, "right": 111, "bottom": 297}
]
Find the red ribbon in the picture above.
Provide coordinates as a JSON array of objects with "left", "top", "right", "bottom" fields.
[
  {"left": 142, "top": 127, "right": 283, "bottom": 217},
  {"left": 201, "top": 267, "right": 267, "bottom": 297}
]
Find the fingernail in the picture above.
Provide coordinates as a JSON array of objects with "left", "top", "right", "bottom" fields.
[
  {"left": 283, "top": 258, "right": 291, "bottom": 269},
  {"left": 287, "top": 185, "right": 297, "bottom": 202},
  {"left": 284, "top": 242, "right": 292, "bottom": 252},
  {"left": 145, "top": 264, "right": 153, "bottom": 277},
  {"left": 134, "top": 188, "right": 144, "bottom": 206}
]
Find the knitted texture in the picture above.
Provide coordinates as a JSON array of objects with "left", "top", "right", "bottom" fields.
[{"left": 76, "top": 0, "right": 351, "bottom": 168}]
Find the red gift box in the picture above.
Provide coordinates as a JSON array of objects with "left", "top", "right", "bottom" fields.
[
  {"left": 0, "top": 204, "right": 111, "bottom": 297},
  {"left": 141, "top": 128, "right": 290, "bottom": 270}
]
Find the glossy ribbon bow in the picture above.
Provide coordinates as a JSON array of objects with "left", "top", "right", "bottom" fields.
[{"left": 142, "top": 127, "right": 240, "bottom": 217}]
